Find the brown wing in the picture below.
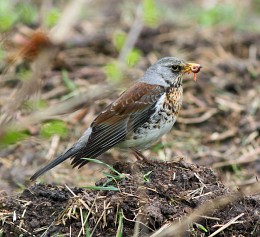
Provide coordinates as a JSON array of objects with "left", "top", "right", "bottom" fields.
[{"left": 71, "top": 82, "right": 165, "bottom": 168}]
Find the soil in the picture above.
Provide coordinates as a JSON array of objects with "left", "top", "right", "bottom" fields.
[{"left": 1, "top": 160, "right": 259, "bottom": 236}]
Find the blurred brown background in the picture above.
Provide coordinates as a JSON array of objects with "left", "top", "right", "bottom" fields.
[{"left": 0, "top": 0, "right": 259, "bottom": 194}]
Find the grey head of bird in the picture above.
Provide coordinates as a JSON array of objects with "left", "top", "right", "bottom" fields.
[{"left": 140, "top": 57, "right": 201, "bottom": 87}]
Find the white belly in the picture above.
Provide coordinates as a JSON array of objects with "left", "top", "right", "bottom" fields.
[
  {"left": 119, "top": 93, "right": 177, "bottom": 150},
  {"left": 123, "top": 118, "right": 176, "bottom": 149}
]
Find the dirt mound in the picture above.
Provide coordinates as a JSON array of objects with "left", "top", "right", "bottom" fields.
[{"left": 1, "top": 160, "right": 259, "bottom": 236}]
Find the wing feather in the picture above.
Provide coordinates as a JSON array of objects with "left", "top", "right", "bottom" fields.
[{"left": 70, "top": 82, "right": 165, "bottom": 168}]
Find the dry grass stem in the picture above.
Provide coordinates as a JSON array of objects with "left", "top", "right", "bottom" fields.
[{"left": 208, "top": 213, "right": 245, "bottom": 237}]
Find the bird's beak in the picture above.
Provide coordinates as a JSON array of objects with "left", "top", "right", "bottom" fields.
[{"left": 184, "top": 63, "right": 202, "bottom": 81}]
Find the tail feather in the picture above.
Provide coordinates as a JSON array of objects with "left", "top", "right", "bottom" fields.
[{"left": 30, "top": 146, "right": 79, "bottom": 181}]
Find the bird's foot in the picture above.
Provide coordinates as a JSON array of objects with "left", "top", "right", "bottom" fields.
[{"left": 131, "top": 148, "right": 152, "bottom": 164}]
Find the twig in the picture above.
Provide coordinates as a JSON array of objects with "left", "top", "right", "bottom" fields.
[
  {"left": 150, "top": 224, "right": 171, "bottom": 237},
  {"left": 178, "top": 108, "right": 218, "bottom": 124},
  {"left": 210, "top": 128, "right": 238, "bottom": 141},
  {"left": 208, "top": 213, "right": 245, "bottom": 237},
  {"left": 195, "top": 215, "right": 221, "bottom": 221},
  {"left": 90, "top": 201, "right": 111, "bottom": 237},
  {"left": 45, "top": 135, "right": 60, "bottom": 161},
  {"left": 77, "top": 193, "right": 100, "bottom": 237},
  {"left": 79, "top": 207, "right": 85, "bottom": 235},
  {"left": 4, "top": 220, "right": 33, "bottom": 236},
  {"left": 121, "top": 211, "right": 154, "bottom": 232},
  {"left": 39, "top": 220, "right": 56, "bottom": 237},
  {"left": 64, "top": 185, "right": 91, "bottom": 213},
  {"left": 215, "top": 96, "right": 244, "bottom": 112},
  {"left": 118, "top": 3, "right": 144, "bottom": 65}
]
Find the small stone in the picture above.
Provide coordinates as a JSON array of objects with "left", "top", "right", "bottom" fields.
[{"left": 30, "top": 219, "right": 39, "bottom": 228}]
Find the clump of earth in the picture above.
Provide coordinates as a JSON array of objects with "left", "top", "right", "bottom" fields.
[{"left": 1, "top": 160, "right": 259, "bottom": 236}]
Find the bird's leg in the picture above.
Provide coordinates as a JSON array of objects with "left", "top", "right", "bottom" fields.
[
  {"left": 131, "top": 148, "right": 143, "bottom": 161},
  {"left": 131, "top": 148, "right": 150, "bottom": 163}
]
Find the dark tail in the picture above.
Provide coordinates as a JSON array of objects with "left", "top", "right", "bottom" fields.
[{"left": 30, "top": 146, "right": 79, "bottom": 181}]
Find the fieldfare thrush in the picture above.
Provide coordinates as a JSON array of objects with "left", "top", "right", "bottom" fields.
[{"left": 31, "top": 57, "right": 201, "bottom": 180}]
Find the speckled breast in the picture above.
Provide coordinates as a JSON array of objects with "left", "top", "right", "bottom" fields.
[
  {"left": 163, "top": 86, "right": 183, "bottom": 116},
  {"left": 121, "top": 86, "right": 183, "bottom": 150}
]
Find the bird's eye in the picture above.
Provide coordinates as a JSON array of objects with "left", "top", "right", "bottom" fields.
[{"left": 171, "top": 65, "right": 181, "bottom": 72}]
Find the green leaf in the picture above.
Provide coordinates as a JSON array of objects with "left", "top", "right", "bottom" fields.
[
  {"left": 104, "top": 61, "right": 123, "bottom": 82},
  {"left": 151, "top": 142, "right": 164, "bottom": 152},
  {"left": 113, "top": 31, "right": 127, "bottom": 51},
  {"left": 126, "top": 48, "right": 142, "bottom": 67},
  {"left": 81, "top": 159, "right": 125, "bottom": 190},
  {"left": 0, "top": 130, "right": 29, "bottom": 147},
  {"left": 116, "top": 210, "right": 123, "bottom": 237},
  {"left": 83, "top": 186, "right": 119, "bottom": 191},
  {"left": 143, "top": 171, "right": 153, "bottom": 182},
  {"left": 102, "top": 172, "right": 122, "bottom": 180},
  {"left": 84, "top": 217, "right": 91, "bottom": 237},
  {"left": 61, "top": 70, "right": 77, "bottom": 91},
  {"left": 194, "top": 223, "right": 208, "bottom": 233},
  {"left": 24, "top": 99, "right": 48, "bottom": 110},
  {"left": 0, "top": 1, "right": 17, "bottom": 31},
  {"left": 143, "top": 0, "right": 160, "bottom": 27},
  {"left": 16, "top": 3, "right": 37, "bottom": 25},
  {"left": 231, "top": 163, "right": 241, "bottom": 176},
  {"left": 40, "top": 120, "right": 68, "bottom": 139},
  {"left": 82, "top": 158, "right": 123, "bottom": 176},
  {"left": 195, "top": 4, "right": 238, "bottom": 27},
  {"left": 17, "top": 69, "right": 32, "bottom": 81},
  {"left": 44, "top": 8, "right": 60, "bottom": 28}
]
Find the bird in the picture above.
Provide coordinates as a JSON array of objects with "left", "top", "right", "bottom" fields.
[{"left": 31, "top": 57, "right": 201, "bottom": 180}]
